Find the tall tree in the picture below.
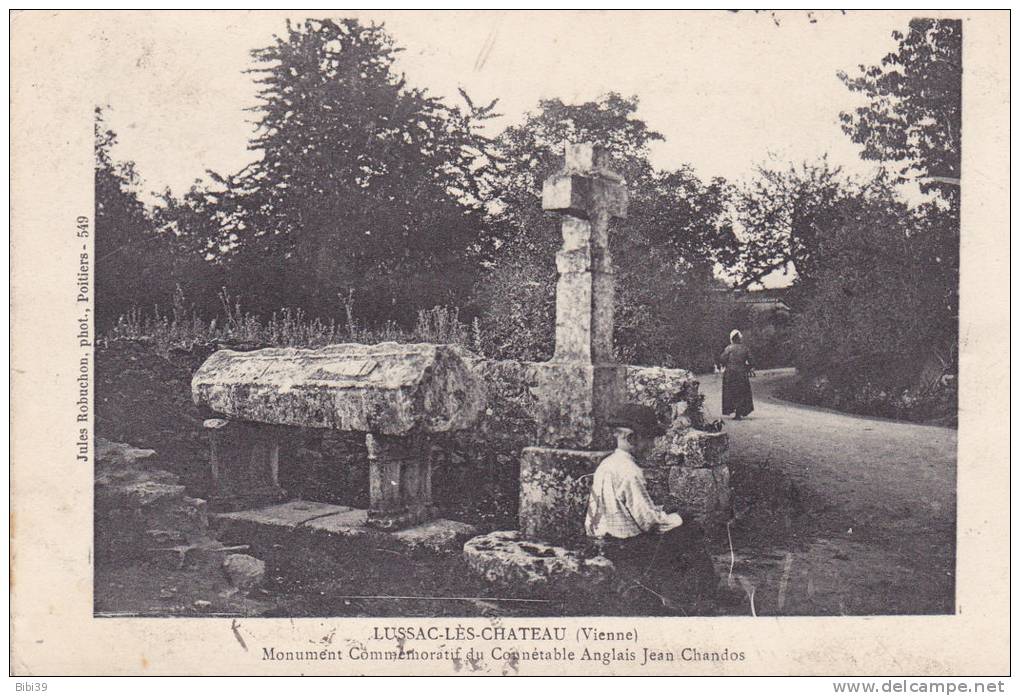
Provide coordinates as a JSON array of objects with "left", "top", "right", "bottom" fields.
[
  {"left": 789, "top": 186, "right": 956, "bottom": 406},
  {"left": 94, "top": 107, "right": 167, "bottom": 327},
  {"left": 729, "top": 158, "right": 871, "bottom": 297},
  {"left": 219, "top": 18, "right": 498, "bottom": 321},
  {"left": 839, "top": 18, "right": 960, "bottom": 365},
  {"left": 838, "top": 18, "right": 961, "bottom": 201}
]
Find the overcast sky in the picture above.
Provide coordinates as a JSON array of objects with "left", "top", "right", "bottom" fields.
[{"left": 96, "top": 10, "right": 918, "bottom": 202}]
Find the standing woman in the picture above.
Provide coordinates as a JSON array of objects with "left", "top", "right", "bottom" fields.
[{"left": 720, "top": 329, "right": 754, "bottom": 419}]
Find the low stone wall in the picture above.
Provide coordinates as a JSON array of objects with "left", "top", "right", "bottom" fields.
[
  {"left": 454, "top": 356, "right": 725, "bottom": 517},
  {"left": 102, "top": 338, "right": 724, "bottom": 527},
  {"left": 457, "top": 355, "right": 704, "bottom": 464}
]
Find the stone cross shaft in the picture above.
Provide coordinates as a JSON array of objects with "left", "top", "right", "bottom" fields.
[{"left": 542, "top": 143, "right": 628, "bottom": 364}]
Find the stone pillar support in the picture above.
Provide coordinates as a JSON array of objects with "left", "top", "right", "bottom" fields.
[
  {"left": 204, "top": 418, "right": 288, "bottom": 512},
  {"left": 519, "top": 446, "right": 608, "bottom": 546},
  {"left": 542, "top": 142, "right": 628, "bottom": 365},
  {"left": 365, "top": 433, "right": 436, "bottom": 530}
]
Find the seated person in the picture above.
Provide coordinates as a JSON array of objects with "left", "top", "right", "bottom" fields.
[{"left": 585, "top": 402, "right": 719, "bottom": 600}]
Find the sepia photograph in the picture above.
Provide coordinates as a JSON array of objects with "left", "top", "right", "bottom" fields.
[{"left": 10, "top": 9, "right": 1009, "bottom": 677}]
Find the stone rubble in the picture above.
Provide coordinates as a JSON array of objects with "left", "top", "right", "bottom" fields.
[
  {"left": 95, "top": 437, "right": 271, "bottom": 613},
  {"left": 463, "top": 531, "right": 615, "bottom": 597},
  {"left": 222, "top": 553, "right": 266, "bottom": 594}
]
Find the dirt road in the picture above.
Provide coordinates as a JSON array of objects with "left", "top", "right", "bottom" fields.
[{"left": 700, "top": 369, "right": 957, "bottom": 616}]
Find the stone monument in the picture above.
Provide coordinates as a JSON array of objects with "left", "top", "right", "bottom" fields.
[
  {"left": 518, "top": 142, "right": 629, "bottom": 546},
  {"left": 464, "top": 142, "right": 732, "bottom": 595},
  {"left": 192, "top": 342, "right": 483, "bottom": 530}
]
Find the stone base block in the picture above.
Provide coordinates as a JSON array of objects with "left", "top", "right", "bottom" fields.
[
  {"left": 463, "top": 530, "right": 615, "bottom": 597},
  {"left": 519, "top": 446, "right": 609, "bottom": 547},
  {"left": 668, "top": 464, "right": 731, "bottom": 522},
  {"left": 213, "top": 500, "right": 476, "bottom": 556},
  {"left": 366, "top": 434, "right": 436, "bottom": 531},
  {"left": 529, "top": 362, "right": 624, "bottom": 449}
]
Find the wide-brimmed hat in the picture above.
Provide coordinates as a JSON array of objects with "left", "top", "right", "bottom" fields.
[{"left": 607, "top": 402, "right": 667, "bottom": 438}]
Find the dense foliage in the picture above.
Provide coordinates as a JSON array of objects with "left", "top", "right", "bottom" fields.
[
  {"left": 838, "top": 19, "right": 961, "bottom": 200},
  {"left": 95, "top": 17, "right": 960, "bottom": 420},
  {"left": 95, "top": 108, "right": 180, "bottom": 327},
  {"left": 780, "top": 19, "right": 960, "bottom": 419},
  {"left": 207, "top": 19, "right": 497, "bottom": 322}
]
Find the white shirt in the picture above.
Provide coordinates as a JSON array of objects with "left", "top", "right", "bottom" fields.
[{"left": 584, "top": 448, "right": 684, "bottom": 539}]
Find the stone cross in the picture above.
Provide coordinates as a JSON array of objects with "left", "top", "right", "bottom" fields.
[
  {"left": 542, "top": 142, "right": 628, "bottom": 363},
  {"left": 529, "top": 142, "right": 628, "bottom": 451},
  {"left": 519, "top": 142, "right": 630, "bottom": 544}
]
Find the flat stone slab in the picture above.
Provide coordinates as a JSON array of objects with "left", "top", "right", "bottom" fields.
[
  {"left": 463, "top": 530, "right": 616, "bottom": 597},
  {"left": 213, "top": 500, "right": 475, "bottom": 555},
  {"left": 192, "top": 342, "right": 484, "bottom": 435},
  {"left": 216, "top": 500, "right": 348, "bottom": 527},
  {"left": 394, "top": 519, "right": 481, "bottom": 555}
]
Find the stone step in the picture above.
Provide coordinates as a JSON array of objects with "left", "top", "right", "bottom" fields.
[{"left": 212, "top": 500, "right": 476, "bottom": 556}]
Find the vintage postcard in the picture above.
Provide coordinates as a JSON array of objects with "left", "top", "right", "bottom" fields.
[{"left": 10, "top": 10, "right": 1009, "bottom": 676}]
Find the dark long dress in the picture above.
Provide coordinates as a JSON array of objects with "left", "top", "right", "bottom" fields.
[{"left": 720, "top": 342, "right": 754, "bottom": 417}]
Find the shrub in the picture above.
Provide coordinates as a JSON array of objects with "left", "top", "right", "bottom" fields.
[{"left": 104, "top": 288, "right": 473, "bottom": 356}]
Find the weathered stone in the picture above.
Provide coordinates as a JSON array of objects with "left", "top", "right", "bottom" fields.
[
  {"left": 192, "top": 342, "right": 484, "bottom": 436},
  {"left": 624, "top": 366, "right": 699, "bottom": 422},
  {"left": 555, "top": 244, "right": 611, "bottom": 274},
  {"left": 365, "top": 433, "right": 436, "bottom": 530},
  {"left": 539, "top": 142, "right": 626, "bottom": 368},
  {"left": 642, "top": 465, "right": 671, "bottom": 504},
  {"left": 530, "top": 362, "right": 624, "bottom": 450},
  {"left": 564, "top": 141, "right": 605, "bottom": 172},
  {"left": 94, "top": 438, "right": 180, "bottom": 493},
  {"left": 142, "top": 496, "right": 210, "bottom": 540},
  {"left": 668, "top": 465, "right": 731, "bottom": 522},
  {"left": 460, "top": 358, "right": 716, "bottom": 458},
  {"left": 96, "top": 480, "right": 186, "bottom": 510},
  {"left": 214, "top": 500, "right": 474, "bottom": 555},
  {"left": 204, "top": 419, "right": 289, "bottom": 511},
  {"left": 542, "top": 173, "right": 593, "bottom": 219},
  {"left": 667, "top": 429, "right": 730, "bottom": 468},
  {"left": 149, "top": 538, "right": 251, "bottom": 570},
  {"left": 542, "top": 143, "right": 628, "bottom": 220},
  {"left": 553, "top": 267, "right": 616, "bottom": 364},
  {"left": 94, "top": 440, "right": 215, "bottom": 565},
  {"left": 392, "top": 519, "right": 477, "bottom": 555},
  {"left": 463, "top": 530, "right": 615, "bottom": 597},
  {"left": 95, "top": 438, "right": 157, "bottom": 472},
  {"left": 519, "top": 447, "right": 607, "bottom": 546},
  {"left": 222, "top": 553, "right": 266, "bottom": 593},
  {"left": 671, "top": 414, "right": 693, "bottom": 430},
  {"left": 216, "top": 499, "right": 346, "bottom": 529},
  {"left": 146, "top": 528, "right": 186, "bottom": 545}
]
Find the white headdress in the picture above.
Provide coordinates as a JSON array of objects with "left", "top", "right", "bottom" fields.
[{"left": 730, "top": 329, "right": 742, "bottom": 342}]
